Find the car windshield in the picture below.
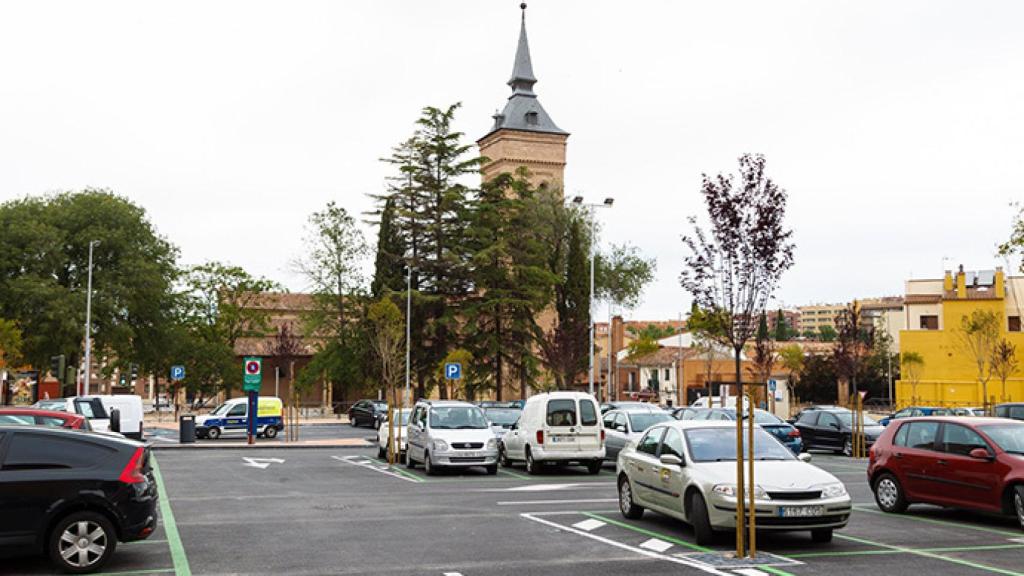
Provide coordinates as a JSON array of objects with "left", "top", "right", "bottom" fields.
[
  {"left": 387, "top": 409, "right": 411, "bottom": 426},
  {"left": 484, "top": 408, "right": 521, "bottom": 426},
  {"left": 979, "top": 424, "right": 1024, "bottom": 454},
  {"left": 430, "top": 406, "right": 489, "bottom": 429},
  {"left": 34, "top": 400, "right": 66, "bottom": 412},
  {"left": 685, "top": 427, "right": 796, "bottom": 462},
  {"left": 836, "top": 412, "right": 879, "bottom": 426},
  {"left": 751, "top": 410, "right": 783, "bottom": 424},
  {"left": 628, "top": 412, "right": 673, "bottom": 432},
  {"left": 210, "top": 403, "right": 232, "bottom": 416}
]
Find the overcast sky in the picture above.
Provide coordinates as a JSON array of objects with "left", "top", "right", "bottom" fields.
[{"left": 2, "top": 1, "right": 1022, "bottom": 320}]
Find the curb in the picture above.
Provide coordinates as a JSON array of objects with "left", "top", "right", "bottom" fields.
[{"left": 149, "top": 442, "right": 373, "bottom": 451}]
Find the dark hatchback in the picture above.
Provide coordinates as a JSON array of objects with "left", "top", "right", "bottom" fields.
[
  {"left": 0, "top": 426, "right": 158, "bottom": 573},
  {"left": 348, "top": 399, "right": 388, "bottom": 429},
  {"left": 690, "top": 408, "right": 803, "bottom": 454},
  {"left": 794, "top": 408, "right": 884, "bottom": 456}
]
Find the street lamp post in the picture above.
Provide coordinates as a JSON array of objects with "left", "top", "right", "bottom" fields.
[
  {"left": 571, "top": 196, "right": 614, "bottom": 398},
  {"left": 83, "top": 240, "right": 99, "bottom": 396},
  {"left": 405, "top": 265, "right": 412, "bottom": 407}
]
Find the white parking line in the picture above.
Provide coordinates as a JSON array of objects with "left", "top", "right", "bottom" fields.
[
  {"left": 572, "top": 519, "right": 606, "bottom": 531},
  {"left": 479, "top": 482, "right": 614, "bottom": 493},
  {"left": 331, "top": 455, "right": 420, "bottom": 483},
  {"left": 521, "top": 513, "right": 734, "bottom": 575},
  {"left": 443, "top": 572, "right": 464, "bottom": 576},
  {"left": 497, "top": 498, "right": 618, "bottom": 506},
  {"left": 733, "top": 569, "right": 769, "bottom": 576},
  {"left": 639, "top": 538, "right": 673, "bottom": 553}
]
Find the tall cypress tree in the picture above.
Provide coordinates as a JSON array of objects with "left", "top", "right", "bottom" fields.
[{"left": 370, "top": 198, "right": 405, "bottom": 298}]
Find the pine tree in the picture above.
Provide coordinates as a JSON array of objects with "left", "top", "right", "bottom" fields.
[
  {"left": 370, "top": 198, "right": 405, "bottom": 298},
  {"left": 774, "top": 309, "right": 789, "bottom": 341}
]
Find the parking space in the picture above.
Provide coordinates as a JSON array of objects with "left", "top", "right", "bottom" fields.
[{"left": 6, "top": 447, "right": 1021, "bottom": 576}]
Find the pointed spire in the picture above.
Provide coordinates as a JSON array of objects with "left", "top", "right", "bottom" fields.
[{"left": 508, "top": 3, "right": 537, "bottom": 96}]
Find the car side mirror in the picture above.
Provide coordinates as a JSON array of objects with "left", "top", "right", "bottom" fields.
[
  {"left": 659, "top": 454, "right": 684, "bottom": 467},
  {"left": 968, "top": 448, "right": 994, "bottom": 461},
  {"left": 109, "top": 408, "right": 121, "bottom": 434},
  {"left": 616, "top": 424, "right": 627, "bottom": 433},
  {"left": 786, "top": 419, "right": 796, "bottom": 425},
  {"left": 798, "top": 453, "right": 812, "bottom": 463},
  {"left": 829, "top": 423, "right": 840, "bottom": 430}
]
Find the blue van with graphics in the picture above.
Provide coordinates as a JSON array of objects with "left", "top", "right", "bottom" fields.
[{"left": 195, "top": 396, "right": 284, "bottom": 440}]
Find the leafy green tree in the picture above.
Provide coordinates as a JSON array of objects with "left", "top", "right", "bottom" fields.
[
  {"left": 998, "top": 202, "right": 1024, "bottom": 271},
  {"left": 778, "top": 344, "right": 805, "bottom": 408},
  {"left": 990, "top": 339, "right": 1019, "bottom": 402},
  {"left": 438, "top": 348, "right": 477, "bottom": 400},
  {"left": 463, "top": 169, "right": 557, "bottom": 400},
  {"left": 796, "top": 353, "right": 838, "bottom": 404},
  {"left": 773, "top": 310, "right": 793, "bottom": 341},
  {"left": 832, "top": 302, "right": 874, "bottom": 403},
  {"left": 370, "top": 198, "right": 406, "bottom": 298},
  {"left": 955, "top": 309, "right": 1001, "bottom": 409},
  {"left": 747, "top": 312, "right": 775, "bottom": 406},
  {"left": 626, "top": 336, "right": 660, "bottom": 359},
  {"left": 0, "top": 318, "right": 23, "bottom": 369},
  {"left": 0, "top": 189, "right": 179, "bottom": 378},
  {"left": 818, "top": 325, "right": 837, "bottom": 342},
  {"left": 901, "top": 351, "right": 925, "bottom": 404},
  {"left": 595, "top": 244, "right": 656, "bottom": 311}
]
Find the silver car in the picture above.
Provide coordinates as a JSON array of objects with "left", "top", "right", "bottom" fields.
[
  {"left": 602, "top": 408, "right": 675, "bottom": 461},
  {"left": 616, "top": 420, "right": 851, "bottom": 545},
  {"left": 405, "top": 400, "right": 499, "bottom": 475}
]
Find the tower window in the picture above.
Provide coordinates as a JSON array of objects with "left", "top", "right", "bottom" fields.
[
  {"left": 919, "top": 315, "right": 939, "bottom": 330},
  {"left": 525, "top": 111, "right": 538, "bottom": 125},
  {"left": 1010, "top": 316, "right": 1021, "bottom": 332}
]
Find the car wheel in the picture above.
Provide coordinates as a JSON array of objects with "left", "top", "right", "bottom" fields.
[
  {"left": 842, "top": 436, "right": 853, "bottom": 457},
  {"left": 486, "top": 464, "right": 498, "bottom": 475},
  {"left": 499, "top": 446, "right": 511, "bottom": 467},
  {"left": 586, "top": 459, "right": 602, "bottom": 475},
  {"left": 349, "top": 415, "right": 357, "bottom": 427},
  {"left": 811, "top": 528, "right": 833, "bottom": 543},
  {"left": 424, "top": 451, "right": 437, "bottom": 476},
  {"left": 618, "top": 476, "right": 644, "bottom": 519},
  {"left": 525, "top": 448, "right": 539, "bottom": 475},
  {"left": 874, "top": 473, "right": 909, "bottom": 513},
  {"left": 689, "top": 492, "right": 714, "bottom": 546},
  {"left": 405, "top": 448, "right": 416, "bottom": 469},
  {"left": 49, "top": 511, "right": 117, "bottom": 574},
  {"left": 1014, "top": 485, "right": 1023, "bottom": 530},
  {"left": 378, "top": 444, "right": 386, "bottom": 459},
  {"left": 207, "top": 427, "right": 221, "bottom": 440},
  {"left": 264, "top": 426, "right": 278, "bottom": 439},
  {"left": 374, "top": 418, "right": 381, "bottom": 430}
]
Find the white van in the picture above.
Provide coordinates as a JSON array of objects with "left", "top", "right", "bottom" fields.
[
  {"left": 499, "top": 391, "right": 604, "bottom": 475},
  {"left": 33, "top": 395, "right": 143, "bottom": 439}
]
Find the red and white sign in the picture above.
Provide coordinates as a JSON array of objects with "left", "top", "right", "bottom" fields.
[{"left": 245, "top": 360, "right": 261, "bottom": 375}]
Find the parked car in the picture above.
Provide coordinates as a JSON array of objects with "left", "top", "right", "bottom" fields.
[
  {"left": 879, "top": 406, "right": 951, "bottom": 426},
  {"left": 600, "top": 401, "right": 656, "bottom": 414},
  {"left": 33, "top": 395, "right": 144, "bottom": 439},
  {"left": 787, "top": 405, "right": 849, "bottom": 425},
  {"left": 691, "top": 408, "right": 803, "bottom": 454},
  {"left": 405, "top": 400, "right": 499, "bottom": 475},
  {"left": 0, "top": 407, "right": 91, "bottom": 431},
  {"left": 0, "top": 426, "right": 158, "bottom": 573},
  {"left": 195, "top": 396, "right": 284, "bottom": 440},
  {"left": 348, "top": 399, "right": 388, "bottom": 429},
  {"left": 950, "top": 407, "right": 986, "bottom": 417},
  {"left": 995, "top": 403, "right": 1024, "bottom": 421},
  {"left": 484, "top": 406, "right": 522, "bottom": 439},
  {"left": 616, "top": 420, "right": 851, "bottom": 545},
  {"left": 868, "top": 417, "right": 1024, "bottom": 531},
  {"left": 671, "top": 407, "right": 700, "bottom": 420},
  {"left": 377, "top": 408, "right": 411, "bottom": 458},
  {"left": 602, "top": 408, "right": 674, "bottom": 461},
  {"left": 795, "top": 408, "right": 884, "bottom": 456},
  {"left": 500, "top": 391, "right": 605, "bottom": 474}
]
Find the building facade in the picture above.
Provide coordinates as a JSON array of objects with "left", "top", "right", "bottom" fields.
[
  {"left": 796, "top": 303, "right": 846, "bottom": 335},
  {"left": 898, "top": 267, "right": 1024, "bottom": 407}
]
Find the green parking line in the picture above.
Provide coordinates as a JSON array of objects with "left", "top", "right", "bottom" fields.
[
  {"left": 835, "top": 533, "right": 1024, "bottom": 576},
  {"left": 853, "top": 505, "right": 1021, "bottom": 537},
  {"left": 150, "top": 456, "right": 192, "bottom": 576},
  {"left": 390, "top": 465, "right": 426, "bottom": 482},
  {"left": 582, "top": 513, "right": 798, "bottom": 575},
  {"left": 790, "top": 543, "right": 1024, "bottom": 559},
  {"left": 499, "top": 468, "right": 530, "bottom": 480},
  {"left": 89, "top": 569, "right": 174, "bottom": 576}
]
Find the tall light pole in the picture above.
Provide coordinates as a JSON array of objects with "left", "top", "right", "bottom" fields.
[
  {"left": 405, "top": 265, "right": 412, "bottom": 407},
  {"left": 571, "top": 195, "right": 614, "bottom": 398},
  {"left": 83, "top": 240, "right": 100, "bottom": 396}
]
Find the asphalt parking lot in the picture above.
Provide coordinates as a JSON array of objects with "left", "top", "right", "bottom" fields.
[{"left": 5, "top": 445, "right": 1023, "bottom": 576}]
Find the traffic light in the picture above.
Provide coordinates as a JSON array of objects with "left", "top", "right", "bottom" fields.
[
  {"left": 65, "top": 366, "right": 76, "bottom": 387},
  {"left": 130, "top": 363, "right": 139, "bottom": 381},
  {"left": 118, "top": 371, "right": 127, "bottom": 387},
  {"left": 49, "top": 355, "right": 66, "bottom": 380}
]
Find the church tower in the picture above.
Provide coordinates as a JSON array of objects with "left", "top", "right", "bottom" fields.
[{"left": 478, "top": 4, "right": 568, "bottom": 189}]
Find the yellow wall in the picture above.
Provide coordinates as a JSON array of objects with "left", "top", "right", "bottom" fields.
[{"left": 898, "top": 298, "right": 1024, "bottom": 407}]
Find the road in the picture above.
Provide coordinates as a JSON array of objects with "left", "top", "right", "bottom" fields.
[{"left": 5, "top": 444, "right": 1023, "bottom": 575}]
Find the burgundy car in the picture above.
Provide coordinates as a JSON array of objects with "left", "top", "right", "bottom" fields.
[
  {"left": 867, "top": 416, "right": 1024, "bottom": 530},
  {"left": 0, "top": 407, "right": 92, "bottom": 430}
]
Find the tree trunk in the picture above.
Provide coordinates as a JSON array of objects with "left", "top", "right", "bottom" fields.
[{"left": 733, "top": 348, "right": 746, "bottom": 557}]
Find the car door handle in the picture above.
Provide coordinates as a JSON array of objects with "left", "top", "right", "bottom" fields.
[
  {"left": 936, "top": 460, "right": 948, "bottom": 466},
  {"left": 894, "top": 452, "right": 904, "bottom": 459},
  {"left": 636, "top": 465, "right": 645, "bottom": 472}
]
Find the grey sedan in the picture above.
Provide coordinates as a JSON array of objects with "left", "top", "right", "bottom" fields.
[{"left": 602, "top": 409, "right": 674, "bottom": 461}]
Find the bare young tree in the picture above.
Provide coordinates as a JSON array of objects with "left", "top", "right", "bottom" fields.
[
  {"left": 680, "top": 153, "right": 795, "bottom": 558},
  {"left": 954, "top": 309, "right": 1001, "bottom": 411},
  {"left": 833, "top": 301, "right": 874, "bottom": 405},
  {"left": 368, "top": 298, "right": 405, "bottom": 464},
  {"left": 991, "top": 339, "right": 1019, "bottom": 402},
  {"left": 265, "top": 322, "right": 304, "bottom": 441},
  {"left": 901, "top": 351, "right": 924, "bottom": 405}
]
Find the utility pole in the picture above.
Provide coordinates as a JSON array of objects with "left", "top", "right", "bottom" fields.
[
  {"left": 570, "top": 195, "right": 614, "bottom": 397},
  {"left": 83, "top": 240, "right": 99, "bottom": 396},
  {"left": 405, "top": 265, "right": 412, "bottom": 407}
]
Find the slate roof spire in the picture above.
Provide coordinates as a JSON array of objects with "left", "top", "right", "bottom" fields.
[{"left": 483, "top": 3, "right": 567, "bottom": 137}]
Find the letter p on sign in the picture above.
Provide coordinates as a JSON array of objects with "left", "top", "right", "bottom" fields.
[{"left": 445, "top": 363, "right": 462, "bottom": 380}]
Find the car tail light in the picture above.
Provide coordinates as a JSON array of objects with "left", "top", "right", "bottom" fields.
[
  {"left": 119, "top": 447, "right": 147, "bottom": 484},
  {"left": 600, "top": 429, "right": 606, "bottom": 443},
  {"left": 869, "top": 445, "right": 876, "bottom": 464},
  {"left": 536, "top": 430, "right": 544, "bottom": 445},
  {"left": 788, "top": 429, "right": 801, "bottom": 438}
]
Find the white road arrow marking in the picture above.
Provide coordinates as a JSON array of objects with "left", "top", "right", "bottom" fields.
[{"left": 242, "top": 457, "right": 285, "bottom": 469}]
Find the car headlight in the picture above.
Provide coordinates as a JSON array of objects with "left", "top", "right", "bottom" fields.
[
  {"left": 820, "top": 482, "right": 847, "bottom": 498},
  {"left": 712, "top": 484, "right": 766, "bottom": 498},
  {"left": 432, "top": 439, "right": 449, "bottom": 452},
  {"left": 486, "top": 438, "right": 497, "bottom": 450}
]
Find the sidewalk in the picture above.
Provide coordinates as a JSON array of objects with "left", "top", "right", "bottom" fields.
[
  {"left": 149, "top": 437, "right": 371, "bottom": 450},
  {"left": 145, "top": 414, "right": 350, "bottom": 430}
]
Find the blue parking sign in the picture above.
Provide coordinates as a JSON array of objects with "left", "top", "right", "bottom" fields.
[
  {"left": 171, "top": 365, "right": 186, "bottom": 381},
  {"left": 445, "top": 362, "right": 462, "bottom": 380}
]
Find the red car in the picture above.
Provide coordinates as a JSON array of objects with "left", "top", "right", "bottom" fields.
[
  {"left": 0, "top": 407, "right": 92, "bottom": 430},
  {"left": 868, "top": 416, "right": 1024, "bottom": 530}
]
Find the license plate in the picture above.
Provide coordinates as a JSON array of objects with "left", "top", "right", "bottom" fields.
[
  {"left": 779, "top": 505, "right": 824, "bottom": 518},
  {"left": 550, "top": 435, "right": 573, "bottom": 443}
]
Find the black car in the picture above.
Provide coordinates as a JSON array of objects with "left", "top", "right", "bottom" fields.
[
  {"left": 787, "top": 404, "right": 849, "bottom": 424},
  {"left": 793, "top": 408, "right": 884, "bottom": 456},
  {"left": 0, "top": 426, "right": 158, "bottom": 573},
  {"left": 348, "top": 399, "right": 388, "bottom": 429},
  {"left": 995, "top": 403, "right": 1024, "bottom": 421}
]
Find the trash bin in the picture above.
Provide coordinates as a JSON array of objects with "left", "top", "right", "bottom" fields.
[{"left": 179, "top": 414, "right": 196, "bottom": 444}]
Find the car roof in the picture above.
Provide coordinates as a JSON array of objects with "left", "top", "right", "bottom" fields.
[
  {"left": 895, "top": 416, "right": 1019, "bottom": 425},
  {"left": 419, "top": 400, "right": 476, "bottom": 407},
  {"left": 0, "top": 424, "right": 141, "bottom": 447},
  {"left": 667, "top": 420, "right": 738, "bottom": 430},
  {"left": 0, "top": 407, "right": 81, "bottom": 419}
]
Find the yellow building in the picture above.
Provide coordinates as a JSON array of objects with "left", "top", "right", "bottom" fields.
[{"left": 898, "top": 267, "right": 1024, "bottom": 407}]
